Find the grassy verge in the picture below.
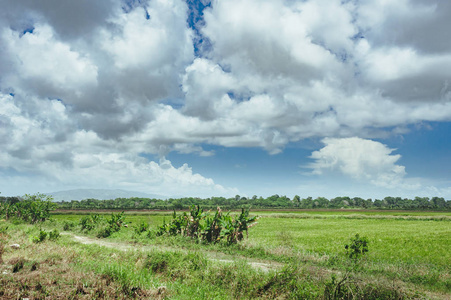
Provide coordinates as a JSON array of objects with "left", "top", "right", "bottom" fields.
[
  {"left": 50, "top": 210, "right": 451, "bottom": 293},
  {"left": 1, "top": 210, "right": 450, "bottom": 299},
  {"left": 0, "top": 223, "right": 415, "bottom": 299}
]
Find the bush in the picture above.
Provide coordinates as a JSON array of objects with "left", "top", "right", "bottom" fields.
[
  {"left": 79, "top": 214, "right": 101, "bottom": 232},
  {"left": 96, "top": 212, "right": 126, "bottom": 238},
  {"left": 106, "top": 212, "right": 125, "bottom": 233},
  {"left": 96, "top": 226, "right": 112, "bottom": 238},
  {"left": 32, "top": 230, "right": 48, "bottom": 243},
  {"left": 48, "top": 229, "right": 60, "bottom": 241},
  {"left": 144, "top": 250, "right": 208, "bottom": 279},
  {"left": 146, "top": 229, "right": 156, "bottom": 239},
  {"left": 0, "top": 225, "right": 8, "bottom": 234},
  {"left": 12, "top": 258, "right": 25, "bottom": 273},
  {"left": 63, "top": 221, "right": 76, "bottom": 231},
  {"left": 324, "top": 234, "right": 371, "bottom": 299},
  {"left": 134, "top": 221, "right": 149, "bottom": 235},
  {"left": 345, "top": 234, "right": 369, "bottom": 261},
  {"left": 324, "top": 274, "right": 410, "bottom": 300}
]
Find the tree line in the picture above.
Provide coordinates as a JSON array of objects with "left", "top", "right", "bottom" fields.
[{"left": 2, "top": 194, "right": 447, "bottom": 211}]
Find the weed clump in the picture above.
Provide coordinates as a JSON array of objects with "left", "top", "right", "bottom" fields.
[
  {"left": 62, "top": 220, "right": 76, "bottom": 231},
  {"left": 48, "top": 229, "right": 60, "bottom": 241},
  {"left": 11, "top": 257, "right": 26, "bottom": 273},
  {"left": 32, "top": 228, "right": 59, "bottom": 243},
  {"left": 324, "top": 274, "right": 411, "bottom": 300},
  {"left": 79, "top": 214, "right": 101, "bottom": 232},
  {"left": 324, "top": 233, "right": 378, "bottom": 299},
  {"left": 32, "top": 230, "right": 47, "bottom": 243},
  {"left": 133, "top": 221, "right": 149, "bottom": 236},
  {"left": 144, "top": 250, "right": 207, "bottom": 279},
  {"left": 96, "top": 212, "right": 126, "bottom": 238}
]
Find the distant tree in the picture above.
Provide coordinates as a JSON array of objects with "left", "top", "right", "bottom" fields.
[
  {"left": 300, "top": 197, "right": 313, "bottom": 209},
  {"left": 431, "top": 197, "right": 446, "bottom": 209},
  {"left": 414, "top": 197, "right": 431, "bottom": 209},
  {"left": 315, "top": 197, "right": 329, "bottom": 208}
]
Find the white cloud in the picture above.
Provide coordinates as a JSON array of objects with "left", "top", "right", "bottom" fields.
[
  {"left": 182, "top": 58, "right": 237, "bottom": 119},
  {"left": 0, "top": 0, "right": 450, "bottom": 197},
  {"left": 0, "top": 93, "right": 73, "bottom": 169},
  {"left": 202, "top": 0, "right": 349, "bottom": 82},
  {"left": 1, "top": 152, "right": 237, "bottom": 197},
  {"left": 309, "top": 137, "right": 406, "bottom": 188},
  {"left": 66, "top": 154, "right": 235, "bottom": 197},
  {"left": 0, "top": 91, "right": 236, "bottom": 197},
  {"left": 1, "top": 24, "right": 98, "bottom": 96},
  {"left": 2, "top": 0, "right": 450, "bottom": 153},
  {"left": 101, "top": 2, "right": 192, "bottom": 71}
]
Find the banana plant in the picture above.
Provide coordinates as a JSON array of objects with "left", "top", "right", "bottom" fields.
[{"left": 156, "top": 206, "right": 259, "bottom": 245}]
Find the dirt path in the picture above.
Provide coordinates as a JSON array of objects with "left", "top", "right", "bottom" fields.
[{"left": 64, "top": 233, "right": 282, "bottom": 273}]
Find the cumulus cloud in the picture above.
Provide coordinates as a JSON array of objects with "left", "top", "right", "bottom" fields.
[
  {"left": 0, "top": 92, "right": 234, "bottom": 196},
  {"left": 308, "top": 137, "right": 408, "bottom": 188},
  {"left": 177, "top": 0, "right": 451, "bottom": 153},
  {"left": 65, "top": 154, "right": 236, "bottom": 197},
  {"left": 0, "top": 0, "right": 450, "bottom": 196},
  {"left": 1, "top": 24, "right": 98, "bottom": 97},
  {"left": 3, "top": 152, "right": 235, "bottom": 197}
]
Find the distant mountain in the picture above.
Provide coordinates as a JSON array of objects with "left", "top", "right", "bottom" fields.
[{"left": 48, "top": 189, "right": 167, "bottom": 202}]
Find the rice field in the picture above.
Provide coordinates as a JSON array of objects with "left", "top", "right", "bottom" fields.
[{"left": 2, "top": 209, "right": 449, "bottom": 299}]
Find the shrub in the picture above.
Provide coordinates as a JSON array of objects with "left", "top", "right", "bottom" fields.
[
  {"left": 324, "top": 275, "right": 410, "bottom": 300},
  {"left": 345, "top": 234, "right": 369, "bottom": 261},
  {"left": 31, "top": 228, "right": 60, "bottom": 243},
  {"left": 96, "top": 212, "right": 126, "bottom": 238},
  {"left": 12, "top": 258, "right": 25, "bottom": 273},
  {"left": 324, "top": 234, "right": 371, "bottom": 299},
  {"left": 96, "top": 226, "right": 112, "bottom": 238},
  {"left": 144, "top": 250, "right": 208, "bottom": 279},
  {"left": 202, "top": 208, "right": 223, "bottom": 243},
  {"left": 48, "top": 229, "right": 60, "bottom": 241},
  {"left": 80, "top": 214, "right": 101, "bottom": 232},
  {"left": 63, "top": 221, "right": 75, "bottom": 231},
  {"left": 146, "top": 229, "right": 156, "bottom": 239},
  {"left": 0, "top": 225, "right": 8, "bottom": 234},
  {"left": 221, "top": 208, "right": 259, "bottom": 245},
  {"left": 32, "top": 230, "right": 48, "bottom": 243},
  {"left": 106, "top": 212, "right": 125, "bottom": 233},
  {"left": 133, "top": 221, "right": 149, "bottom": 235}
]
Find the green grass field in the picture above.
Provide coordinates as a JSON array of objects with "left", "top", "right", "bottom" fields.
[{"left": 1, "top": 209, "right": 450, "bottom": 299}]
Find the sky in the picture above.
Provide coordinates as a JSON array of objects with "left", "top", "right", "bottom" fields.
[{"left": 0, "top": 0, "right": 450, "bottom": 199}]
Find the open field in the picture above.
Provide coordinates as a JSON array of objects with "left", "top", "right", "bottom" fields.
[{"left": 1, "top": 209, "right": 450, "bottom": 299}]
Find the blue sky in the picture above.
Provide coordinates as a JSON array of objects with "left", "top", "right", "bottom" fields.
[
  {"left": 0, "top": 0, "right": 450, "bottom": 199},
  {"left": 165, "top": 122, "right": 451, "bottom": 198}
]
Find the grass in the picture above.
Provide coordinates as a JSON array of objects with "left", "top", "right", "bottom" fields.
[
  {"left": 50, "top": 210, "right": 451, "bottom": 292},
  {"left": 1, "top": 210, "right": 450, "bottom": 299},
  {"left": 249, "top": 216, "right": 450, "bottom": 265}
]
